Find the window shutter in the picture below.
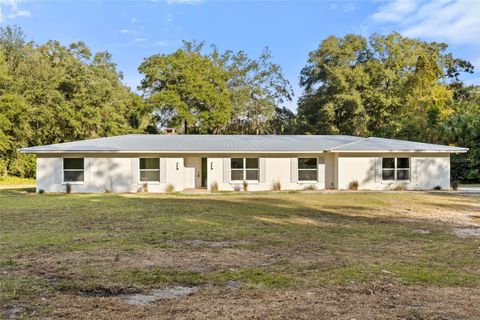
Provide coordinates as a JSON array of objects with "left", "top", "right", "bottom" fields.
[
  {"left": 375, "top": 157, "right": 382, "bottom": 182},
  {"left": 317, "top": 157, "right": 325, "bottom": 183},
  {"left": 131, "top": 158, "right": 139, "bottom": 183},
  {"left": 84, "top": 158, "right": 91, "bottom": 184},
  {"left": 160, "top": 158, "right": 167, "bottom": 183},
  {"left": 410, "top": 158, "right": 417, "bottom": 183},
  {"left": 290, "top": 158, "right": 298, "bottom": 183},
  {"left": 259, "top": 158, "right": 266, "bottom": 183},
  {"left": 223, "top": 158, "right": 231, "bottom": 183},
  {"left": 55, "top": 158, "right": 63, "bottom": 184}
]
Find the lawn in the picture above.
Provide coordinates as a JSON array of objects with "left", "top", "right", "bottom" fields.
[{"left": 1, "top": 189, "right": 479, "bottom": 319}]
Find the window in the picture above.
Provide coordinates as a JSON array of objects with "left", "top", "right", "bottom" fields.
[
  {"left": 140, "top": 158, "right": 160, "bottom": 182},
  {"left": 231, "top": 158, "right": 259, "bottom": 181},
  {"left": 63, "top": 158, "right": 84, "bottom": 182},
  {"left": 382, "top": 157, "right": 410, "bottom": 181},
  {"left": 298, "top": 158, "right": 317, "bottom": 181}
]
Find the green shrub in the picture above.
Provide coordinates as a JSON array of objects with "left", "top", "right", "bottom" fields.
[
  {"left": 38, "top": 189, "right": 45, "bottom": 194},
  {"left": 433, "top": 185, "right": 442, "bottom": 191},
  {"left": 349, "top": 180, "right": 359, "bottom": 190},
  {"left": 65, "top": 183, "right": 72, "bottom": 194},
  {"left": 272, "top": 180, "right": 281, "bottom": 191},
  {"left": 452, "top": 180, "right": 460, "bottom": 191},
  {"left": 166, "top": 183, "right": 175, "bottom": 194},
  {"left": 243, "top": 180, "right": 248, "bottom": 192},
  {"left": 210, "top": 181, "right": 219, "bottom": 192}
]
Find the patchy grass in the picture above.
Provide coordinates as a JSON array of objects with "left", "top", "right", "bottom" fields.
[{"left": 1, "top": 189, "right": 479, "bottom": 318}]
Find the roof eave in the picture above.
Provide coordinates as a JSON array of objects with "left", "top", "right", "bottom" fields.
[{"left": 327, "top": 149, "right": 468, "bottom": 153}]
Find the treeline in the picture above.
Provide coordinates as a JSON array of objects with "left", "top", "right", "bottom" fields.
[{"left": 0, "top": 26, "right": 478, "bottom": 182}]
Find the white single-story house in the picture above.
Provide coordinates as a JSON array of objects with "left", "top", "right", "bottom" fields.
[{"left": 19, "top": 134, "right": 468, "bottom": 193}]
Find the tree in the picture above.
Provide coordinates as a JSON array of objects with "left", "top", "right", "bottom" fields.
[
  {"left": 139, "top": 49, "right": 231, "bottom": 134},
  {"left": 212, "top": 46, "right": 293, "bottom": 134},
  {"left": 0, "top": 26, "right": 148, "bottom": 177},
  {"left": 297, "top": 32, "right": 473, "bottom": 140}
]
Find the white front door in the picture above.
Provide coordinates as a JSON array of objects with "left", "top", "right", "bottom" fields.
[{"left": 184, "top": 167, "right": 196, "bottom": 189}]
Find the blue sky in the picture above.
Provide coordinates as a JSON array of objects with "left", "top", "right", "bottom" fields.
[{"left": 1, "top": 0, "right": 479, "bottom": 110}]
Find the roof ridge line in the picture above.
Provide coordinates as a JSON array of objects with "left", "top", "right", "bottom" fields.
[{"left": 329, "top": 136, "right": 370, "bottom": 151}]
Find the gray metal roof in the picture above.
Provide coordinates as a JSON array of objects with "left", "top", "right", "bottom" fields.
[{"left": 19, "top": 134, "right": 468, "bottom": 153}]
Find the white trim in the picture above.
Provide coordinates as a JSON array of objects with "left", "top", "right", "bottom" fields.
[
  {"left": 139, "top": 158, "right": 161, "bottom": 183},
  {"left": 298, "top": 157, "right": 318, "bottom": 182},
  {"left": 62, "top": 157, "right": 85, "bottom": 184},
  {"left": 19, "top": 149, "right": 468, "bottom": 154},
  {"left": 230, "top": 158, "right": 259, "bottom": 183},
  {"left": 381, "top": 157, "right": 411, "bottom": 182}
]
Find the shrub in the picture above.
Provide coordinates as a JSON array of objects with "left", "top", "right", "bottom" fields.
[
  {"left": 243, "top": 180, "right": 248, "bottom": 192},
  {"left": 272, "top": 180, "right": 281, "bottom": 191},
  {"left": 166, "top": 183, "right": 175, "bottom": 194},
  {"left": 142, "top": 183, "right": 148, "bottom": 193},
  {"left": 393, "top": 184, "right": 406, "bottom": 191},
  {"left": 65, "top": 183, "right": 72, "bottom": 194},
  {"left": 303, "top": 184, "right": 316, "bottom": 191},
  {"left": 102, "top": 177, "right": 114, "bottom": 193},
  {"left": 452, "top": 180, "right": 460, "bottom": 191},
  {"left": 38, "top": 189, "right": 44, "bottom": 194},
  {"left": 210, "top": 181, "right": 219, "bottom": 192},
  {"left": 349, "top": 180, "right": 359, "bottom": 191},
  {"left": 433, "top": 185, "right": 442, "bottom": 191},
  {"left": 233, "top": 185, "right": 241, "bottom": 192}
]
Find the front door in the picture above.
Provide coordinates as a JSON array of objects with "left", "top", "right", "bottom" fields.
[{"left": 201, "top": 158, "right": 207, "bottom": 188}]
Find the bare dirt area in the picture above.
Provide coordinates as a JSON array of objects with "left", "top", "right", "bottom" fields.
[
  {"left": 33, "top": 284, "right": 480, "bottom": 320},
  {"left": 1, "top": 190, "right": 480, "bottom": 319}
]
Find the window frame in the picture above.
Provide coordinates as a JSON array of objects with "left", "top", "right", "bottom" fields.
[
  {"left": 230, "top": 158, "right": 259, "bottom": 183},
  {"left": 139, "top": 158, "right": 161, "bottom": 183},
  {"left": 382, "top": 157, "right": 410, "bottom": 182},
  {"left": 298, "top": 157, "right": 318, "bottom": 182},
  {"left": 62, "top": 158, "right": 85, "bottom": 184}
]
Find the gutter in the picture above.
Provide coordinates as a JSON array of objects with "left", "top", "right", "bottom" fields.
[{"left": 19, "top": 149, "right": 469, "bottom": 154}]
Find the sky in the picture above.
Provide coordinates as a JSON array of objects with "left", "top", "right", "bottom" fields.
[{"left": 0, "top": 0, "right": 479, "bottom": 111}]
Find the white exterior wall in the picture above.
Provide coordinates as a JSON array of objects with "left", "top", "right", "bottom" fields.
[
  {"left": 36, "top": 155, "right": 184, "bottom": 193},
  {"left": 207, "top": 154, "right": 334, "bottom": 192},
  {"left": 336, "top": 153, "right": 450, "bottom": 190},
  {"left": 36, "top": 152, "right": 452, "bottom": 193}
]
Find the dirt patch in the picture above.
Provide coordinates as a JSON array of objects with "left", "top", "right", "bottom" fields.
[
  {"left": 123, "top": 286, "right": 197, "bottom": 305},
  {"left": 224, "top": 280, "right": 243, "bottom": 289},
  {"left": 3, "top": 304, "right": 25, "bottom": 320},
  {"left": 79, "top": 286, "right": 141, "bottom": 297},
  {"left": 41, "top": 283, "right": 480, "bottom": 319},
  {"left": 168, "top": 239, "right": 251, "bottom": 248},
  {"left": 452, "top": 228, "right": 480, "bottom": 239},
  {"left": 412, "top": 229, "right": 431, "bottom": 235}
]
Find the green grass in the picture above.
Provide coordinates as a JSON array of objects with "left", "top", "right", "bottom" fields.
[
  {"left": 0, "top": 176, "right": 35, "bottom": 186},
  {"left": 0, "top": 189, "right": 479, "bottom": 316}
]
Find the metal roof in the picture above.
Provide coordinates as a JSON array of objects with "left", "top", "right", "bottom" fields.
[{"left": 19, "top": 134, "right": 468, "bottom": 154}]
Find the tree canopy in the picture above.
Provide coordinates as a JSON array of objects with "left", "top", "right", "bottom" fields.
[{"left": 0, "top": 26, "right": 149, "bottom": 177}]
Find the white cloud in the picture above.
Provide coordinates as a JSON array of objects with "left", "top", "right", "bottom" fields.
[
  {"left": 370, "top": 0, "right": 480, "bottom": 45},
  {"left": 133, "top": 37, "right": 147, "bottom": 42},
  {"left": 0, "top": 0, "right": 31, "bottom": 20}
]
